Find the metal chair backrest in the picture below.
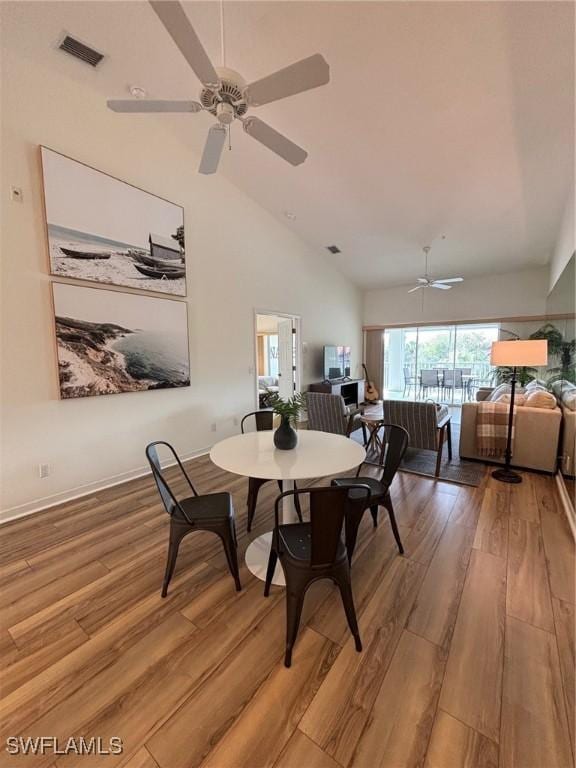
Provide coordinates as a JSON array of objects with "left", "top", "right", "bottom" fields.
[
  {"left": 403, "top": 367, "right": 413, "bottom": 383},
  {"left": 421, "top": 369, "right": 439, "bottom": 386},
  {"left": 453, "top": 369, "right": 463, "bottom": 387},
  {"left": 241, "top": 409, "right": 274, "bottom": 434},
  {"left": 274, "top": 486, "right": 370, "bottom": 568},
  {"left": 362, "top": 423, "right": 410, "bottom": 488},
  {"left": 306, "top": 392, "right": 348, "bottom": 435},
  {"left": 145, "top": 441, "right": 198, "bottom": 520}
]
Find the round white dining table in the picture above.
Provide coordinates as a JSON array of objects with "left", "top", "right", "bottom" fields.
[{"left": 210, "top": 430, "right": 366, "bottom": 586}]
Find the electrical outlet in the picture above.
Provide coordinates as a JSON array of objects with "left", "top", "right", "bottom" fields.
[
  {"left": 10, "top": 186, "right": 23, "bottom": 203},
  {"left": 38, "top": 463, "right": 50, "bottom": 479},
  {"left": 211, "top": 422, "right": 217, "bottom": 432}
]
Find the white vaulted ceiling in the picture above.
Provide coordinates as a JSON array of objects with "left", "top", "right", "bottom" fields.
[{"left": 3, "top": 1, "right": 574, "bottom": 288}]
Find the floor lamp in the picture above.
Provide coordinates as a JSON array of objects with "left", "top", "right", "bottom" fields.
[{"left": 490, "top": 339, "right": 548, "bottom": 484}]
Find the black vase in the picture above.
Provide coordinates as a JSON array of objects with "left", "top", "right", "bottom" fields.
[{"left": 274, "top": 416, "right": 298, "bottom": 450}]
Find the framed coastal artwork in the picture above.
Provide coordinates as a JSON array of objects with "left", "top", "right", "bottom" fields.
[
  {"left": 51, "top": 282, "right": 190, "bottom": 399},
  {"left": 40, "top": 147, "right": 186, "bottom": 297}
]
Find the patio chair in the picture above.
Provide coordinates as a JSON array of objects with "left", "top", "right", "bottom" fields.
[
  {"left": 403, "top": 367, "right": 417, "bottom": 397},
  {"left": 419, "top": 369, "right": 439, "bottom": 399}
]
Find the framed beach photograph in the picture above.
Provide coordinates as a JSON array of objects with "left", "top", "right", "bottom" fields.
[
  {"left": 41, "top": 146, "right": 186, "bottom": 297},
  {"left": 52, "top": 283, "right": 190, "bottom": 399}
]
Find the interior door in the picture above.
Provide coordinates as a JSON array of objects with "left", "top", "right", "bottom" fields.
[{"left": 277, "top": 318, "right": 294, "bottom": 400}]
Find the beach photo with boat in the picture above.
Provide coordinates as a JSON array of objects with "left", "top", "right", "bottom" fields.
[
  {"left": 41, "top": 147, "right": 186, "bottom": 296},
  {"left": 52, "top": 283, "right": 190, "bottom": 399}
]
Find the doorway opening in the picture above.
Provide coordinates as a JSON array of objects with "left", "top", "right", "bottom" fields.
[{"left": 254, "top": 312, "right": 301, "bottom": 409}]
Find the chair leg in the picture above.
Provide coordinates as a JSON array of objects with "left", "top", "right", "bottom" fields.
[
  {"left": 162, "top": 523, "right": 186, "bottom": 598},
  {"left": 220, "top": 524, "right": 242, "bottom": 592},
  {"left": 285, "top": 587, "right": 306, "bottom": 668},
  {"left": 264, "top": 546, "right": 278, "bottom": 597},
  {"left": 247, "top": 477, "right": 262, "bottom": 532},
  {"left": 294, "top": 487, "right": 304, "bottom": 523},
  {"left": 384, "top": 493, "right": 404, "bottom": 554},
  {"left": 361, "top": 422, "right": 368, "bottom": 446},
  {"left": 370, "top": 504, "right": 378, "bottom": 528},
  {"left": 435, "top": 427, "right": 445, "bottom": 477},
  {"left": 336, "top": 571, "right": 362, "bottom": 652}
]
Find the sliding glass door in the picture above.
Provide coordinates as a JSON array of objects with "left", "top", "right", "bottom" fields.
[{"left": 382, "top": 323, "right": 498, "bottom": 404}]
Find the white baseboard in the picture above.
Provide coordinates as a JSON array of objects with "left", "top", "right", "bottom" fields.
[
  {"left": 555, "top": 473, "right": 576, "bottom": 540},
  {"left": 0, "top": 446, "right": 211, "bottom": 525}
]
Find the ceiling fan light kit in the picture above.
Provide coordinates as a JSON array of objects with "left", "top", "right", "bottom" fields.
[{"left": 107, "top": 0, "right": 330, "bottom": 175}]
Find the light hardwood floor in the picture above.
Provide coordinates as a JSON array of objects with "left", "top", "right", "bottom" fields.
[{"left": 0, "top": 458, "right": 573, "bottom": 768}]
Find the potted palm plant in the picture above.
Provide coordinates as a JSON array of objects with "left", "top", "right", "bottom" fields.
[{"left": 267, "top": 391, "right": 306, "bottom": 450}]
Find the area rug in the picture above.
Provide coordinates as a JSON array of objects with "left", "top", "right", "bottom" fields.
[{"left": 354, "top": 419, "right": 485, "bottom": 487}]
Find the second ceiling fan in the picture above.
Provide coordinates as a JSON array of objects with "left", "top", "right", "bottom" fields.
[
  {"left": 107, "top": 1, "right": 330, "bottom": 174},
  {"left": 408, "top": 246, "right": 464, "bottom": 293}
]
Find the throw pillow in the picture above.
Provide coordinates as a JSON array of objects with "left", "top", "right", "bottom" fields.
[
  {"left": 488, "top": 383, "right": 525, "bottom": 401},
  {"left": 563, "top": 391, "right": 576, "bottom": 411},
  {"left": 524, "top": 390, "right": 557, "bottom": 409},
  {"left": 494, "top": 394, "right": 527, "bottom": 406}
]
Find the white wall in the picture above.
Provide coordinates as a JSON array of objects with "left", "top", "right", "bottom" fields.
[
  {"left": 0, "top": 47, "right": 362, "bottom": 518},
  {"left": 363, "top": 267, "right": 549, "bottom": 328},
  {"left": 549, "top": 188, "right": 575, "bottom": 292}
]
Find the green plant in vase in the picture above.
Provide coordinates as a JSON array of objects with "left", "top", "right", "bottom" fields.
[{"left": 267, "top": 391, "right": 306, "bottom": 450}]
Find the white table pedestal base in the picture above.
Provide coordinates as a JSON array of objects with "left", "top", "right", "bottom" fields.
[
  {"left": 244, "top": 479, "right": 296, "bottom": 587},
  {"left": 245, "top": 532, "right": 285, "bottom": 586}
]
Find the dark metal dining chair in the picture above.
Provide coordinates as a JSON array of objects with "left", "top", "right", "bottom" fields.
[
  {"left": 146, "top": 441, "right": 241, "bottom": 597},
  {"left": 331, "top": 423, "right": 409, "bottom": 562},
  {"left": 264, "top": 485, "right": 371, "bottom": 668},
  {"left": 241, "top": 410, "right": 302, "bottom": 532}
]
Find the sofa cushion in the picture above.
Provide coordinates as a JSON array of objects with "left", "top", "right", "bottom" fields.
[
  {"left": 488, "top": 383, "right": 525, "bottom": 401},
  {"left": 563, "top": 390, "right": 576, "bottom": 411},
  {"left": 524, "top": 390, "right": 557, "bottom": 409},
  {"left": 526, "top": 379, "right": 547, "bottom": 390},
  {"left": 494, "top": 394, "right": 527, "bottom": 406}
]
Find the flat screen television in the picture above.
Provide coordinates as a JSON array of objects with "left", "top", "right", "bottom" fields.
[{"left": 323, "top": 345, "right": 352, "bottom": 380}]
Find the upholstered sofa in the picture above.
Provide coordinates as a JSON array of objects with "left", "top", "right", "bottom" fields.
[
  {"left": 459, "top": 386, "right": 562, "bottom": 473},
  {"left": 551, "top": 380, "right": 576, "bottom": 477}
]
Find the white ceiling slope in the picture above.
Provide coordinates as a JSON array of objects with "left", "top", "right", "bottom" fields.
[{"left": 2, "top": 1, "right": 574, "bottom": 288}]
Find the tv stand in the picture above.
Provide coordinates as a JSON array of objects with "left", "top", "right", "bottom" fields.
[{"left": 309, "top": 378, "right": 365, "bottom": 408}]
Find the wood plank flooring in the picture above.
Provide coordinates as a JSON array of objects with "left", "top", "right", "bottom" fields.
[{"left": 0, "top": 457, "right": 573, "bottom": 768}]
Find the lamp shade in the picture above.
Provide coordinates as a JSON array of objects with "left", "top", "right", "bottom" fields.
[{"left": 490, "top": 339, "right": 548, "bottom": 367}]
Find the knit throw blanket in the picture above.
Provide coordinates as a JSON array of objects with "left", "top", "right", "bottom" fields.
[{"left": 476, "top": 401, "right": 515, "bottom": 458}]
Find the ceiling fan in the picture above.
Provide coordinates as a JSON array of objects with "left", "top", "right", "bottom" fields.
[
  {"left": 408, "top": 246, "right": 464, "bottom": 293},
  {"left": 107, "top": 1, "right": 330, "bottom": 174}
]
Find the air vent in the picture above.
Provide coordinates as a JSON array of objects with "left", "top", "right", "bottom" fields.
[
  {"left": 326, "top": 245, "right": 341, "bottom": 254},
  {"left": 58, "top": 35, "right": 104, "bottom": 67}
]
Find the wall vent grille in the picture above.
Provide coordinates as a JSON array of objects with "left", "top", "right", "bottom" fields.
[{"left": 58, "top": 35, "right": 105, "bottom": 67}]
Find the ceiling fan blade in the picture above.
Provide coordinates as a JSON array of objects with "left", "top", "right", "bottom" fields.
[
  {"left": 416, "top": 277, "right": 429, "bottom": 284},
  {"left": 107, "top": 100, "right": 203, "bottom": 113},
  {"left": 149, "top": 1, "right": 219, "bottom": 88},
  {"left": 431, "top": 283, "right": 452, "bottom": 290},
  {"left": 242, "top": 117, "right": 307, "bottom": 166},
  {"left": 244, "top": 53, "right": 329, "bottom": 107},
  {"left": 198, "top": 125, "right": 227, "bottom": 174},
  {"left": 408, "top": 286, "right": 422, "bottom": 293},
  {"left": 432, "top": 277, "right": 464, "bottom": 284}
]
